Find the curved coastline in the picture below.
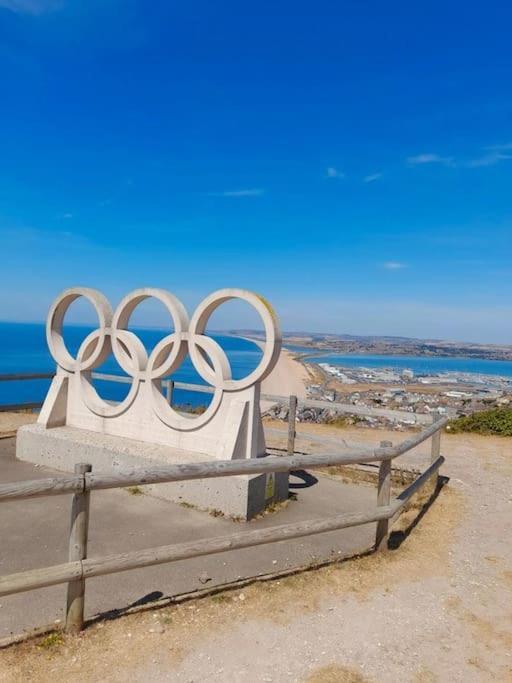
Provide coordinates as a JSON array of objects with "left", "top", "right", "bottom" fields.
[{"left": 246, "top": 338, "right": 308, "bottom": 399}]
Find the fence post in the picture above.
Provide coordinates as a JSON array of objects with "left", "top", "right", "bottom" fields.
[
  {"left": 165, "top": 380, "right": 174, "bottom": 404},
  {"left": 66, "top": 463, "right": 92, "bottom": 634},
  {"left": 431, "top": 411, "right": 442, "bottom": 463},
  {"left": 429, "top": 411, "right": 443, "bottom": 493},
  {"left": 287, "top": 395, "right": 297, "bottom": 456},
  {"left": 375, "top": 440, "right": 392, "bottom": 551}
]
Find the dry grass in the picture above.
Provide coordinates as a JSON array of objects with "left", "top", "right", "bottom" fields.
[
  {"left": 125, "top": 486, "right": 144, "bottom": 496},
  {"left": 306, "top": 663, "right": 371, "bottom": 682}
]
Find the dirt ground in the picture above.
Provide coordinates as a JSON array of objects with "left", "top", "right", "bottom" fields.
[
  {"left": 0, "top": 411, "right": 37, "bottom": 438},
  {"left": 1, "top": 424, "right": 511, "bottom": 682}
]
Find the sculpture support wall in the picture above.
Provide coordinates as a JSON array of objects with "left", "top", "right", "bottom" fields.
[{"left": 17, "top": 287, "right": 288, "bottom": 518}]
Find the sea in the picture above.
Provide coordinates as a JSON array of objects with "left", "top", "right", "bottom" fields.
[
  {"left": 2, "top": 322, "right": 512, "bottom": 408},
  {"left": 300, "top": 351, "right": 512, "bottom": 380},
  {"left": 0, "top": 322, "right": 263, "bottom": 408}
]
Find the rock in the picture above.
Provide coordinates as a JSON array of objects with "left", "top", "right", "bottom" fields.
[
  {"left": 149, "top": 624, "right": 165, "bottom": 634},
  {"left": 278, "top": 407, "right": 289, "bottom": 420}
]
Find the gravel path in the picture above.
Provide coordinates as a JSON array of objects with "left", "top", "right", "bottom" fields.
[{"left": 1, "top": 430, "right": 511, "bottom": 682}]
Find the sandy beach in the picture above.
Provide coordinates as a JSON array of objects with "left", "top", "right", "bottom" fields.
[
  {"left": 260, "top": 347, "right": 309, "bottom": 399},
  {"left": 0, "top": 346, "right": 308, "bottom": 436}
]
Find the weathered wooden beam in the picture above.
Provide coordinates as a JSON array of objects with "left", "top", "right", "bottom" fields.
[
  {"left": 89, "top": 372, "right": 130, "bottom": 384},
  {"left": 0, "top": 418, "right": 447, "bottom": 502},
  {"left": 390, "top": 417, "right": 449, "bottom": 458},
  {"left": 0, "top": 561, "right": 83, "bottom": 598},
  {"left": 83, "top": 450, "right": 382, "bottom": 492},
  {"left": 375, "top": 441, "right": 392, "bottom": 551},
  {"left": 83, "top": 419, "right": 447, "bottom": 493},
  {"left": 0, "top": 457, "right": 445, "bottom": 600},
  {"left": 0, "top": 373, "right": 54, "bottom": 382},
  {"left": 393, "top": 456, "right": 445, "bottom": 511},
  {"left": 261, "top": 394, "right": 437, "bottom": 424},
  {"left": 82, "top": 506, "right": 391, "bottom": 580},
  {"left": 165, "top": 380, "right": 174, "bottom": 404},
  {"left": 1, "top": 370, "right": 452, "bottom": 425},
  {"left": 0, "top": 506, "right": 391, "bottom": 598},
  {"left": 0, "top": 475, "right": 83, "bottom": 502},
  {"left": 430, "top": 412, "right": 442, "bottom": 463},
  {"left": 65, "top": 463, "right": 92, "bottom": 634},
  {"left": 287, "top": 395, "right": 297, "bottom": 456}
]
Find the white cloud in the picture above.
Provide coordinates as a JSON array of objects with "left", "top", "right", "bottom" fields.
[
  {"left": 0, "top": 0, "right": 62, "bottom": 14},
  {"left": 363, "top": 173, "right": 382, "bottom": 183},
  {"left": 207, "top": 188, "right": 265, "bottom": 197},
  {"left": 485, "top": 142, "right": 512, "bottom": 151},
  {"left": 326, "top": 167, "right": 345, "bottom": 179},
  {"left": 62, "top": 212, "right": 73, "bottom": 219},
  {"left": 463, "top": 150, "right": 512, "bottom": 168},
  {"left": 407, "top": 153, "right": 454, "bottom": 166},
  {"left": 383, "top": 261, "right": 407, "bottom": 270},
  {"left": 407, "top": 144, "right": 512, "bottom": 170}
]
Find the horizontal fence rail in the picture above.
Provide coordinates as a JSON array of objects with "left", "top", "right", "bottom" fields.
[
  {"left": 0, "top": 373, "right": 55, "bottom": 382},
  {"left": 0, "top": 371, "right": 444, "bottom": 424},
  {"left": 261, "top": 394, "right": 437, "bottom": 425},
  {"left": 0, "top": 455, "right": 444, "bottom": 601},
  {"left": 0, "top": 417, "right": 448, "bottom": 503}
]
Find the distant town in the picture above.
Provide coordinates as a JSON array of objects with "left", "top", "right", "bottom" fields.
[
  {"left": 232, "top": 329, "right": 512, "bottom": 362},
  {"left": 232, "top": 329, "right": 512, "bottom": 430}
]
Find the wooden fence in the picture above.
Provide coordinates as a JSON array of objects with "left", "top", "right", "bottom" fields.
[
  {"left": 0, "top": 411, "right": 447, "bottom": 634},
  {"left": 0, "top": 371, "right": 439, "bottom": 424}
]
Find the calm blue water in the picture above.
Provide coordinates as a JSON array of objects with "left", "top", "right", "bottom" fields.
[
  {"left": 3, "top": 322, "right": 512, "bottom": 408},
  {"left": 303, "top": 352, "right": 512, "bottom": 379},
  {"left": 0, "top": 322, "right": 262, "bottom": 408}
]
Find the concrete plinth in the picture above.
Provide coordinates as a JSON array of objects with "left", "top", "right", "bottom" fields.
[{"left": 16, "top": 424, "right": 289, "bottom": 520}]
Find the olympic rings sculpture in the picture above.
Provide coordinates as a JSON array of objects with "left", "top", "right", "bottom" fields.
[{"left": 46, "top": 287, "right": 282, "bottom": 431}]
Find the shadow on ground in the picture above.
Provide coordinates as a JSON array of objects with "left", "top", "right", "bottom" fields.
[
  {"left": 388, "top": 475, "right": 449, "bottom": 550},
  {"left": 86, "top": 474, "right": 451, "bottom": 632}
]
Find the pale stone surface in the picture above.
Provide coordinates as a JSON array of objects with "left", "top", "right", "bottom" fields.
[{"left": 16, "top": 287, "right": 289, "bottom": 518}]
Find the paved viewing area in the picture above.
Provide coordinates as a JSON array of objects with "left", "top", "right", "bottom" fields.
[{"left": 0, "top": 434, "right": 378, "bottom": 639}]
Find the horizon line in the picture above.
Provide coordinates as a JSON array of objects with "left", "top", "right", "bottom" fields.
[{"left": 0, "top": 319, "right": 510, "bottom": 350}]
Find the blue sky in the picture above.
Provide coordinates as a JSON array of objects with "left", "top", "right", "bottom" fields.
[{"left": 0, "top": 1, "right": 511, "bottom": 343}]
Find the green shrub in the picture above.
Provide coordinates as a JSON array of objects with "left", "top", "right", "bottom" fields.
[{"left": 446, "top": 408, "right": 512, "bottom": 436}]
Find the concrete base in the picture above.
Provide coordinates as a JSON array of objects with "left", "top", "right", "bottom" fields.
[{"left": 16, "top": 424, "right": 289, "bottom": 520}]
